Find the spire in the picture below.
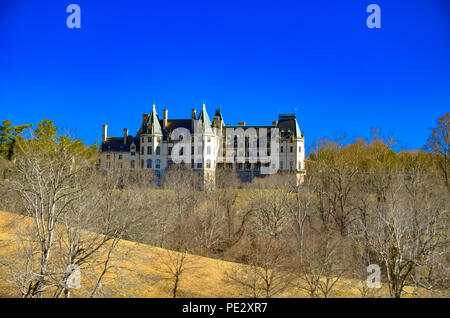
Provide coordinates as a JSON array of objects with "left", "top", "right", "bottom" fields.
[
  {"left": 198, "top": 103, "right": 213, "bottom": 134},
  {"left": 147, "top": 103, "right": 162, "bottom": 135}
]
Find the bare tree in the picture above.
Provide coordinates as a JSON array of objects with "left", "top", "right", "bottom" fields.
[
  {"left": 151, "top": 248, "right": 194, "bottom": 298},
  {"left": 426, "top": 113, "right": 450, "bottom": 190},
  {"left": 224, "top": 236, "right": 292, "bottom": 298},
  {"left": 365, "top": 174, "right": 448, "bottom": 298},
  {"left": 294, "top": 232, "right": 345, "bottom": 298}
]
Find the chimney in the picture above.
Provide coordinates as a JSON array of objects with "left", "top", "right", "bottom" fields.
[
  {"left": 272, "top": 121, "right": 278, "bottom": 126},
  {"left": 102, "top": 124, "right": 108, "bottom": 142},
  {"left": 191, "top": 109, "right": 197, "bottom": 120},
  {"left": 163, "top": 109, "right": 168, "bottom": 129},
  {"left": 142, "top": 114, "right": 149, "bottom": 123},
  {"left": 123, "top": 128, "right": 129, "bottom": 144},
  {"left": 238, "top": 121, "right": 246, "bottom": 126}
]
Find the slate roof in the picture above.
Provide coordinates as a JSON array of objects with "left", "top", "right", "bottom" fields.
[
  {"left": 142, "top": 104, "right": 162, "bottom": 135},
  {"left": 101, "top": 136, "right": 138, "bottom": 152},
  {"left": 277, "top": 114, "right": 302, "bottom": 139},
  {"left": 101, "top": 106, "right": 303, "bottom": 153},
  {"left": 197, "top": 104, "right": 213, "bottom": 134}
]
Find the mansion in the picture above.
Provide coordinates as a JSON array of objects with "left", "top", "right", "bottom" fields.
[{"left": 99, "top": 103, "right": 306, "bottom": 186}]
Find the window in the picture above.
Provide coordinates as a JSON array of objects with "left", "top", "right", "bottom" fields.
[
  {"left": 155, "top": 159, "right": 160, "bottom": 169},
  {"left": 147, "top": 137, "right": 151, "bottom": 142},
  {"left": 299, "top": 146, "right": 302, "bottom": 153},
  {"left": 197, "top": 162, "right": 202, "bottom": 169},
  {"left": 141, "top": 147, "right": 144, "bottom": 155},
  {"left": 168, "top": 147, "right": 172, "bottom": 155},
  {"left": 141, "top": 136, "right": 144, "bottom": 143},
  {"left": 156, "top": 146, "right": 160, "bottom": 155},
  {"left": 131, "top": 160, "right": 135, "bottom": 168},
  {"left": 131, "top": 151, "right": 135, "bottom": 156},
  {"left": 155, "top": 170, "right": 160, "bottom": 178},
  {"left": 290, "top": 161, "right": 293, "bottom": 170},
  {"left": 119, "top": 162, "right": 123, "bottom": 168},
  {"left": 157, "top": 137, "right": 161, "bottom": 142},
  {"left": 206, "top": 159, "right": 211, "bottom": 168},
  {"left": 281, "top": 146, "right": 284, "bottom": 153},
  {"left": 207, "top": 146, "right": 211, "bottom": 155},
  {"left": 207, "top": 137, "right": 211, "bottom": 143},
  {"left": 147, "top": 159, "right": 152, "bottom": 169},
  {"left": 280, "top": 161, "right": 284, "bottom": 170},
  {"left": 290, "top": 146, "right": 293, "bottom": 153},
  {"left": 298, "top": 162, "right": 302, "bottom": 169},
  {"left": 238, "top": 163, "right": 243, "bottom": 170},
  {"left": 147, "top": 146, "right": 152, "bottom": 155},
  {"left": 256, "top": 162, "right": 261, "bottom": 170},
  {"left": 118, "top": 155, "right": 122, "bottom": 160},
  {"left": 245, "top": 162, "right": 251, "bottom": 170},
  {"left": 140, "top": 159, "right": 144, "bottom": 168}
]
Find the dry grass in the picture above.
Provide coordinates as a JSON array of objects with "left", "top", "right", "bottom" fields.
[{"left": 0, "top": 210, "right": 432, "bottom": 298}]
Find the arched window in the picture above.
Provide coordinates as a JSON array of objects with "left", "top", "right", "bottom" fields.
[
  {"left": 155, "top": 159, "right": 160, "bottom": 169},
  {"left": 147, "top": 159, "right": 152, "bottom": 169}
]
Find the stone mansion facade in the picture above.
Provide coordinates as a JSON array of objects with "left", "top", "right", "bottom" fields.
[{"left": 99, "top": 103, "right": 305, "bottom": 186}]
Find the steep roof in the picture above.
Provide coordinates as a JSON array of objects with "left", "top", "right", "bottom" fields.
[
  {"left": 277, "top": 114, "right": 302, "bottom": 139},
  {"left": 197, "top": 103, "right": 213, "bottom": 134},
  {"left": 146, "top": 104, "right": 162, "bottom": 135},
  {"left": 101, "top": 136, "right": 138, "bottom": 152}
]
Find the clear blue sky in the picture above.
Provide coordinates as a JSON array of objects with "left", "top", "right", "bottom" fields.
[{"left": 0, "top": 0, "right": 449, "bottom": 152}]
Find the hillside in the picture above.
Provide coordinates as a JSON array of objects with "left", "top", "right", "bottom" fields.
[{"left": 0, "top": 210, "right": 426, "bottom": 298}]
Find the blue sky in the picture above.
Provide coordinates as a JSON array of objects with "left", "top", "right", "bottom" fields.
[{"left": 0, "top": 0, "right": 449, "bottom": 152}]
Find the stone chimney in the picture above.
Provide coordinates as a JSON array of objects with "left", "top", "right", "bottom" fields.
[
  {"left": 123, "top": 128, "right": 129, "bottom": 144},
  {"left": 191, "top": 109, "right": 197, "bottom": 120},
  {"left": 272, "top": 121, "right": 278, "bottom": 126},
  {"left": 238, "top": 121, "right": 246, "bottom": 126},
  {"left": 102, "top": 124, "right": 108, "bottom": 142},
  {"left": 163, "top": 109, "right": 168, "bottom": 129}
]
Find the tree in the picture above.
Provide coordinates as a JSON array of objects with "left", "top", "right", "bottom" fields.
[
  {"left": 0, "top": 119, "right": 31, "bottom": 160},
  {"left": 1, "top": 120, "right": 132, "bottom": 298},
  {"left": 365, "top": 173, "right": 448, "bottom": 298},
  {"left": 294, "top": 232, "right": 345, "bottom": 298},
  {"left": 287, "top": 173, "right": 316, "bottom": 261},
  {"left": 151, "top": 248, "right": 194, "bottom": 298},
  {"left": 224, "top": 236, "right": 292, "bottom": 298},
  {"left": 426, "top": 113, "right": 450, "bottom": 190}
]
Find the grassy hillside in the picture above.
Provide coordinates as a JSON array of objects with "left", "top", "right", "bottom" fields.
[{"left": 0, "top": 210, "right": 429, "bottom": 298}]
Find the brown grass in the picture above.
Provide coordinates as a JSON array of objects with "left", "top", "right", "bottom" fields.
[{"left": 0, "top": 210, "right": 431, "bottom": 298}]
